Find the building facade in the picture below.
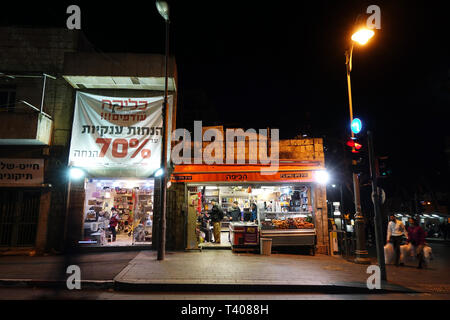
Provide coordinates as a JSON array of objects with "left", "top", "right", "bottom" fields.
[{"left": 0, "top": 27, "right": 177, "bottom": 254}]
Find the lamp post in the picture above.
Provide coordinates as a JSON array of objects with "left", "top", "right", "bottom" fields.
[
  {"left": 156, "top": 0, "right": 170, "bottom": 261},
  {"left": 345, "top": 25, "right": 374, "bottom": 264}
]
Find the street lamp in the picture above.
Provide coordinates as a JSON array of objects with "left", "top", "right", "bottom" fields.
[
  {"left": 351, "top": 28, "right": 374, "bottom": 45},
  {"left": 156, "top": 0, "right": 170, "bottom": 261},
  {"left": 345, "top": 22, "right": 374, "bottom": 265}
]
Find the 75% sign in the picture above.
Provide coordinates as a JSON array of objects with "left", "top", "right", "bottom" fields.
[{"left": 96, "top": 138, "right": 152, "bottom": 159}]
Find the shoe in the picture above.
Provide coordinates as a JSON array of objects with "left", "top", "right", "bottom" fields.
[{"left": 399, "top": 263, "right": 405, "bottom": 266}]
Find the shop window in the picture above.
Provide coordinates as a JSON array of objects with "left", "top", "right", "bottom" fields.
[{"left": 80, "top": 179, "right": 154, "bottom": 247}]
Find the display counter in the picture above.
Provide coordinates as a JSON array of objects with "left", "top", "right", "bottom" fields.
[
  {"left": 259, "top": 211, "right": 316, "bottom": 255},
  {"left": 229, "top": 222, "right": 259, "bottom": 250},
  {"left": 260, "top": 228, "right": 316, "bottom": 253}
]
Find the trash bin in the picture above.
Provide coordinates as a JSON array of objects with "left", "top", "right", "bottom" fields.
[{"left": 260, "top": 238, "right": 272, "bottom": 256}]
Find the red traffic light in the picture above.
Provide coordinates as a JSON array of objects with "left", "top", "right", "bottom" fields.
[{"left": 346, "top": 139, "right": 362, "bottom": 153}]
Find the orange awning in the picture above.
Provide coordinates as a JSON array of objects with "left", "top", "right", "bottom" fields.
[{"left": 170, "top": 161, "right": 324, "bottom": 183}]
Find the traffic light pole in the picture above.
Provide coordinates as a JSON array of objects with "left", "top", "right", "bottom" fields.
[
  {"left": 345, "top": 46, "right": 370, "bottom": 264},
  {"left": 367, "top": 131, "right": 387, "bottom": 280}
]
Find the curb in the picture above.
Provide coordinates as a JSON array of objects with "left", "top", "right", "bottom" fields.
[
  {"left": 0, "top": 278, "right": 416, "bottom": 294},
  {"left": 113, "top": 281, "right": 416, "bottom": 294},
  {"left": 0, "top": 279, "right": 114, "bottom": 290}
]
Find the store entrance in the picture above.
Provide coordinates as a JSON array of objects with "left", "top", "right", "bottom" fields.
[
  {"left": 188, "top": 184, "right": 314, "bottom": 251},
  {"left": 81, "top": 179, "right": 154, "bottom": 247}
]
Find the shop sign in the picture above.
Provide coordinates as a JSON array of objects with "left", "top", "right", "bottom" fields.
[
  {"left": 280, "top": 173, "right": 309, "bottom": 179},
  {"left": 0, "top": 159, "right": 44, "bottom": 186},
  {"left": 68, "top": 92, "right": 173, "bottom": 176},
  {"left": 170, "top": 171, "right": 314, "bottom": 183}
]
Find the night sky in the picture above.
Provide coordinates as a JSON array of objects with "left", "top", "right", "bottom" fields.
[{"left": 1, "top": 0, "right": 449, "bottom": 193}]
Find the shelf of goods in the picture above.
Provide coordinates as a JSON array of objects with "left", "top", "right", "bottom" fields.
[
  {"left": 259, "top": 213, "right": 316, "bottom": 254},
  {"left": 229, "top": 222, "right": 259, "bottom": 251}
]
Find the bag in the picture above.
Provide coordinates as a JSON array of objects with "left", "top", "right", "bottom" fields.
[{"left": 384, "top": 243, "right": 395, "bottom": 264}]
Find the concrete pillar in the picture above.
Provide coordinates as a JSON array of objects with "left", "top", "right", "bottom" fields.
[
  {"left": 314, "top": 184, "right": 330, "bottom": 254},
  {"left": 35, "top": 190, "right": 51, "bottom": 254},
  {"left": 65, "top": 179, "right": 86, "bottom": 250}
]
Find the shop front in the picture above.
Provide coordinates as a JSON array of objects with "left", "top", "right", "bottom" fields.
[
  {"left": 65, "top": 91, "right": 173, "bottom": 249},
  {"left": 79, "top": 178, "right": 154, "bottom": 246},
  {"left": 170, "top": 161, "right": 330, "bottom": 255}
]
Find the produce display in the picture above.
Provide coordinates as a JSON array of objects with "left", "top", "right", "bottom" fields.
[{"left": 272, "top": 217, "right": 314, "bottom": 229}]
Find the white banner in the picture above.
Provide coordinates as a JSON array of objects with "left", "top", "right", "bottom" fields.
[
  {"left": 68, "top": 92, "right": 172, "bottom": 177},
  {"left": 0, "top": 159, "right": 44, "bottom": 186}
]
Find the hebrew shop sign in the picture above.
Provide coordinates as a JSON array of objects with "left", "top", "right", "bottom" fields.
[
  {"left": 0, "top": 159, "right": 44, "bottom": 186},
  {"left": 68, "top": 92, "right": 171, "bottom": 176}
]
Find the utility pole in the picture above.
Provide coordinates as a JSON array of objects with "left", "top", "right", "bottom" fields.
[
  {"left": 367, "top": 131, "right": 387, "bottom": 281},
  {"left": 345, "top": 46, "right": 370, "bottom": 264},
  {"left": 156, "top": 0, "right": 170, "bottom": 261}
]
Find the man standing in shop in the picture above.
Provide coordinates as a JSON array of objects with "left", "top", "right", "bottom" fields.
[
  {"left": 229, "top": 201, "right": 242, "bottom": 222},
  {"left": 210, "top": 200, "right": 224, "bottom": 244}
]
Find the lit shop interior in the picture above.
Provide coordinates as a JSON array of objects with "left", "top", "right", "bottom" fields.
[
  {"left": 81, "top": 179, "right": 154, "bottom": 246},
  {"left": 189, "top": 184, "right": 316, "bottom": 251}
]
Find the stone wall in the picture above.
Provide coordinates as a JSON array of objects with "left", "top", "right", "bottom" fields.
[{"left": 0, "top": 27, "right": 81, "bottom": 252}]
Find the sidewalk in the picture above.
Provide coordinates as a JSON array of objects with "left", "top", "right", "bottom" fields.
[
  {"left": 0, "top": 245, "right": 449, "bottom": 295},
  {"left": 0, "top": 251, "right": 140, "bottom": 289},
  {"left": 113, "top": 250, "right": 413, "bottom": 294}
]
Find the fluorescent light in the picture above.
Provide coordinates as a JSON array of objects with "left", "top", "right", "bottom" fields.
[{"left": 154, "top": 168, "right": 164, "bottom": 177}]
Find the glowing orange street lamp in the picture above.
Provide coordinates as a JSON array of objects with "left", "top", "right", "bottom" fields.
[{"left": 351, "top": 28, "right": 375, "bottom": 45}]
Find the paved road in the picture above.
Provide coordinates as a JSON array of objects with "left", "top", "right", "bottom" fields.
[{"left": 1, "top": 287, "right": 449, "bottom": 300}]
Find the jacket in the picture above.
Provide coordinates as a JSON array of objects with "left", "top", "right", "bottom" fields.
[
  {"left": 251, "top": 206, "right": 258, "bottom": 221},
  {"left": 210, "top": 205, "right": 224, "bottom": 223},
  {"left": 407, "top": 225, "right": 426, "bottom": 246},
  {"left": 109, "top": 214, "right": 119, "bottom": 228},
  {"left": 229, "top": 207, "right": 241, "bottom": 222}
]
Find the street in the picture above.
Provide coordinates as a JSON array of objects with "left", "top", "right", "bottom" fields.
[
  {"left": 0, "top": 242, "right": 449, "bottom": 300},
  {"left": 1, "top": 287, "right": 450, "bottom": 300}
]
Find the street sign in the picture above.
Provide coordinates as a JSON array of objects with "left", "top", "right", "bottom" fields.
[
  {"left": 351, "top": 118, "right": 362, "bottom": 134},
  {"left": 371, "top": 187, "right": 386, "bottom": 205}
]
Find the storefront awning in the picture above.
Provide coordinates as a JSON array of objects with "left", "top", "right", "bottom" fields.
[
  {"left": 62, "top": 75, "right": 176, "bottom": 91},
  {"left": 170, "top": 161, "right": 325, "bottom": 183}
]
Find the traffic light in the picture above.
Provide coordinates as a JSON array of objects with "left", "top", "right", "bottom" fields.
[
  {"left": 376, "top": 156, "right": 391, "bottom": 178},
  {"left": 346, "top": 138, "right": 363, "bottom": 153},
  {"left": 351, "top": 152, "right": 366, "bottom": 174},
  {"left": 346, "top": 137, "right": 367, "bottom": 174}
]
